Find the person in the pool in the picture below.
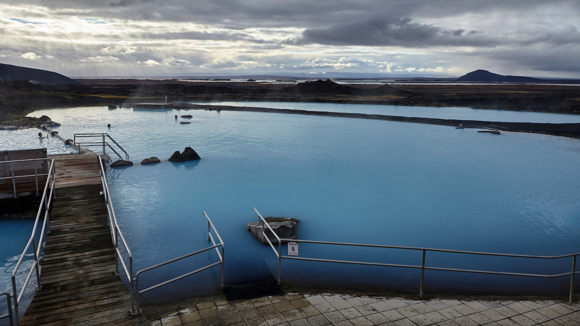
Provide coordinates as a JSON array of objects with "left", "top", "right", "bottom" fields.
[{"left": 38, "top": 132, "right": 44, "bottom": 139}]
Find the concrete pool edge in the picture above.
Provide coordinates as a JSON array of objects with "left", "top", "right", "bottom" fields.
[{"left": 132, "top": 103, "right": 580, "bottom": 140}]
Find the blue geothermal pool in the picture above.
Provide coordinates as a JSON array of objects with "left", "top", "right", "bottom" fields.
[{"left": 1, "top": 103, "right": 580, "bottom": 308}]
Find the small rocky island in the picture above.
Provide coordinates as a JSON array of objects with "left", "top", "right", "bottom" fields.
[
  {"left": 168, "top": 147, "right": 201, "bottom": 162},
  {"left": 247, "top": 217, "right": 300, "bottom": 245}
]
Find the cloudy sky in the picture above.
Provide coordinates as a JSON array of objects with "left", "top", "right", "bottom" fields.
[{"left": 1, "top": 0, "right": 579, "bottom": 78}]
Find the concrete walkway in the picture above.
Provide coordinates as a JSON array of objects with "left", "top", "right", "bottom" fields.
[{"left": 144, "top": 292, "right": 580, "bottom": 326}]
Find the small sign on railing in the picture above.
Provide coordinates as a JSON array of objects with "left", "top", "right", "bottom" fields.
[{"left": 288, "top": 242, "right": 299, "bottom": 256}]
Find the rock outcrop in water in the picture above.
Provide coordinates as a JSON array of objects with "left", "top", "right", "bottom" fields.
[
  {"left": 247, "top": 217, "right": 300, "bottom": 245},
  {"left": 110, "top": 160, "right": 133, "bottom": 168},
  {"left": 141, "top": 157, "right": 160, "bottom": 165},
  {"left": 168, "top": 147, "right": 201, "bottom": 162}
]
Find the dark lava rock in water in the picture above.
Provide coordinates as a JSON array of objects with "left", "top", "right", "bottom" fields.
[
  {"left": 141, "top": 157, "right": 161, "bottom": 165},
  {"left": 247, "top": 217, "right": 300, "bottom": 245},
  {"left": 110, "top": 160, "right": 133, "bottom": 168},
  {"left": 168, "top": 147, "right": 201, "bottom": 162}
]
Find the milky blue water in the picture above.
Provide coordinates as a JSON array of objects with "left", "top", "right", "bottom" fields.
[
  {"left": 192, "top": 101, "right": 580, "bottom": 123},
  {"left": 0, "top": 128, "right": 74, "bottom": 155},
  {"left": 2, "top": 104, "right": 580, "bottom": 307}
]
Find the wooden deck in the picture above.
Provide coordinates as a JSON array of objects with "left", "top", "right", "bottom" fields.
[{"left": 20, "top": 155, "right": 147, "bottom": 326}]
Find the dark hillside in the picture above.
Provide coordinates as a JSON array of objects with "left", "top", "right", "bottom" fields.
[
  {"left": 0, "top": 63, "right": 80, "bottom": 85},
  {"left": 456, "top": 70, "right": 544, "bottom": 83}
]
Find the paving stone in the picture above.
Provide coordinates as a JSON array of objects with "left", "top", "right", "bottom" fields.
[
  {"left": 203, "top": 316, "right": 226, "bottom": 326},
  {"left": 270, "top": 296, "right": 290, "bottom": 304},
  {"left": 450, "top": 305, "right": 475, "bottom": 316},
  {"left": 324, "top": 311, "right": 347, "bottom": 323},
  {"left": 408, "top": 314, "right": 434, "bottom": 326},
  {"left": 241, "top": 309, "right": 261, "bottom": 320},
  {"left": 463, "top": 301, "right": 489, "bottom": 312},
  {"left": 423, "top": 311, "right": 447, "bottom": 323},
  {"left": 306, "top": 296, "right": 328, "bottom": 305},
  {"left": 246, "top": 317, "right": 268, "bottom": 326},
  {"left": 392, "top": 319, "right": 417, "bottom": 326},
  {"left": 333, "top": 320, "right": 355, "bottom": 326},
  {"left": 506, "top": 302, "right": 533, "bottom": 314},
  {"left": 437, "top": 308, "right": 462, "bottom": 320},
  {"left": 282, "top": 309, "right": 304, "bottom": 322},
  {"left": 554, "top": 315, "right": 578, "bottom": 326},
  {"left": 264, "top": 313, "right": 286, "bottom": 326},
  {"left": 162, "top": 313, "right": 183, "bottom": 326},
  {"left": 523, "top": 310, "right": 550, "bottom": 324},
  {"left": 216, "top": 300, "right": 230, "bottom": 306},
  {"left": 346, "top": 298, "right": 368, "bottom": 307},
  {"left": 222, "top": 313, "right": 244, "bottom": 325},
  {"left": 341, "top": 307, "right": 364, "bottom": 319},
  {"left": 299, "top": 306, "right": 321, "bottom": 318},
  {"left": 259, "top": 305, "right": 280, "bottom": 316},
  {"left": 384, "top": 300, "right": 407, "bottom": 309},
  {"left": 439, "top": 300, "right": 461, "bottom": 308},
  {"left": 181, "top": 310, "right": 202, "bottom": 323},
  {"left": 382, "top": 310, "right": 406, "bottom": 322},
  {"left": 236, "top": 301, "right": 257, "bottom": 311},
  {"left": 230, "top": 322, "right": 247, "bottom": 326},
  {"left": 331, "top": 299, "right": 354, "bottom": 310},
  {"left": 350, "top": 316, "right": 374, "bottom": 326},
  {"left": 466, "top": 312, "right": 493, "bottom": 325},
  {"left": 323, "top": 295, "right": 343, "bottom": 302},
  {"left": 372, "top": 302, "right": 395, "bottom": 312},
  {"left": 435, "top": 321, "right": 458, "bottom": 326},
  {"left": 361, "top": 297, "right": 381, "bottom": 305},
  {"left": 520, "top": 301, "right": 546, "bottom": 310},
  {"left": 424, "top": 301, "right": 448, "bottom": 311},
  {"left": 355, "top": 304, "right": 379, "bottom": 316},
  {"left": 481, "top": 301, "right": 502, "bottom": 309},
  {"left": 307, "top": 314, "right": 331, "bottom": 326},
  {"left": 183, "top": 321, "right": 204, "bottom": 326},
  {"left": 452, "top": 316, "right": 477, "bottom": 326},
  {"left": 366, "top": 312, "right": 391, "bottom": 324},
  {"left": 540, "top": 321, "right": 563, "bottom": 326},
  {"left": 494, "top": 306, "right": 519, "bottom": 318},
  {"left": 200, "top": 307, "right": 220, "bottom": 319},
  {"left": 397, "top": 306, "right": 421, "bottom": 318},
  {"left": 548, "top": 304, "right": 574, "bottom": 315},
  {"left": 276, "top": 302, "right": 298, "bottom": 313},
  {"left": 198, "top": 302, "right": 217, "bottom": 310},
  {"left": 289, "top": 319, "right": 311, "bottom": 326},
  {"left": 509, "top": 315, "right": 536, "bottom": 326},
  {"left": 480, "top": 309, "right": 506, "bottom": 322},
  {"left": 218, "top": 305, "right": 238, "bottom": 315},
  {"left": 495, "top": 319, "right": 517, "bottom": 326},
  {"left": 292, "top": 299, "right": 312, "bottom": 309},
  {"left": 253, "top": 298, "right": 273, "bottom": 308},
  {"left": 151, "top": 321, "right": 162, "bottom": 326},
  {"left": 286, "top": 294, "right": 304, "bottom": 301},
  {"left": 314, "top": 303, "right": 337, "bottom": 314},
  {"left": 410, "top": 303, "right": 434, "bottom": 315}
]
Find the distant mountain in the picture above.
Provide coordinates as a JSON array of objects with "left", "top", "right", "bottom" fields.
[
  {"left": 456, "top": 70, "right": 544, "bottom": 83},
  {"left": 0, "top": 63, "right": 80, "bottom": 85}
]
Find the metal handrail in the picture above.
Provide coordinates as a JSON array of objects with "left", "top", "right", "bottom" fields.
[
  {"left": 253, "top": 208, "right": 580, "bottom": 304},
  {"left": 98, "top": 156, "right": 135, "bottom": 314},
  {"left": 10, "top": 159, "right": 55, "bottom": 326},
  {"left": 0, "top": 292, "right": 14, "bottom": 326},
  {"left": 75, "top": 133, "right": 129, "bottom": 161},
  {"left": 133, "top": 211, "right": 224, "bottom": 314},
  {"left": 0, "top": 158, "right": 51, "bottom": 198}
]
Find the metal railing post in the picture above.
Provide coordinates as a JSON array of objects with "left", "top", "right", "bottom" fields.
[
  {"left": 115, "top": 227, "right": 119, "bottom": 276},
  {"left": 34, "top": 160, "right": 38, "bottom": 196},
  {"left": 130, "top": 256, "right": 135, "bottom": 315},
  {"left": 10, "top": 164, "right": 17, "bottom": 198},
  {"left": 570, "top": 255, "right": 577, "bottom": 304},
  {"left": 135, "top": 276, "right": 141, "bottom": 314},
  {"left": 221, "top": 246, "right": 225, "bottom": 288},
  {"left": 1, "top": 292, "right": 14, "bottom": 326},
  {"left": 420, "top": 250, "right": 426, "bottom": 298},
  {"left": 102, "top": 134, "right": 105, "bottom": 156},
  {"left": 278, "top": 241, "right": 282, "bottom": 284},
  {"left": 208, "top": 220, "right": 211, "bottom": 242},
  {"left": 11, "top": 276, "right": 18, "bottom": 326},
  {"left": 31, "top": 238, "right": 42, "bottom": 290}
]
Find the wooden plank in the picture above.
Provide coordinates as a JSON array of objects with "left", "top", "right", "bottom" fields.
[{"left": 20, "top": 158, "right": 147, "bottom": 326}]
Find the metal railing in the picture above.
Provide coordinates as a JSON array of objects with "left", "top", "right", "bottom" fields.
[
  {"left": 10, "top": 159, "right": 55, "bottom": 326},
  {"left": 253, "top": 208, "right": 580, "bottom": 304},
  {"left": 98, "top": 157, "right": 135, "bottom": 313},
  {"left": 75, "top": 133, "right": 129, "bottom": 161},
  {"left": 0, "top": 292, "right": 14, "bottom": 326},
  {"left": 98, "top": 157, "right": 224, "bottom": 315},
  {"left": 134, "top": 211, "right": 224, "bottom": 313},
  {"left": 0, "top": 158, "right": 51, "bottom": 198}
]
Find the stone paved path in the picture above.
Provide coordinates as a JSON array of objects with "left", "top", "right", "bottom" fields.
[{"left": 143, "top": 292, "right": 580, "bottom": 326}]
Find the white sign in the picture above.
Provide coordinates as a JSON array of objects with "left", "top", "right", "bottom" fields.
[{"left": 288, "top": 242, "right": 299, "bottom": 256}]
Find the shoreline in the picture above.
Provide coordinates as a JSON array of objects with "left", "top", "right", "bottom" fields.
[{"left": 133, "top": 102, "right": 580, "bottom": 139}]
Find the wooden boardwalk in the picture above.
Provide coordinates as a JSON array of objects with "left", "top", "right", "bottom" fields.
[{"left": 20, "top": 155, "right": 147, "bottom": 326}]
